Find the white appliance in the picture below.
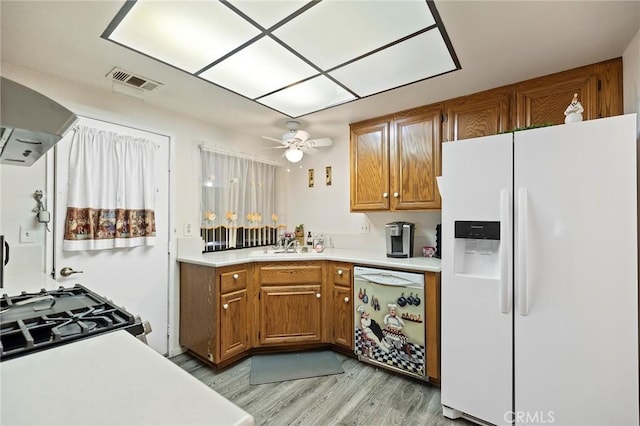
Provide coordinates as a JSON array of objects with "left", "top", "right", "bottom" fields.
[
  {"left": 353, "top": 266, "right": 426, "bottom": 380},
  {"left": 440, "top": 114, "right": 639, "bottom": 425}
]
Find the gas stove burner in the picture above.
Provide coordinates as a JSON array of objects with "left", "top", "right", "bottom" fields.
[
  {"left": 0, "top": 284, "right": 148, "bottom": 360},
  {"left": 47, "top": 307, "right": 115, "bottom": 339},
  {"left": 56, "top": 320, "right": 98, "bottom": 337}
]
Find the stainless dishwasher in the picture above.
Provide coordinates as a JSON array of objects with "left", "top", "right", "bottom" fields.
[{"left": 353, "top": 266, "right": 426, "bottom": 380}]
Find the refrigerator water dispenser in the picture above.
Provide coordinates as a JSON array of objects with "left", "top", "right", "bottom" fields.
[{"left": 454, "top": 221, "right": 500, "bottom": 277}]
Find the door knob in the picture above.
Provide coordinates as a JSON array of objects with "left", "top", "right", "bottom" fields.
[
  {"left": 233, "top": 273, "right": 239, "bottom": 280},
  {"left": 223, "top": 303, "right": 229, "bottom": 310},
  {"left": 393, "top": 192, "right": 399, "bottom": 198},
  {"left": 344, "top": 297, "right": 349, "bottom": 303},
  {"left": 382, "top": 192, "right": 388, "bottom": 198},
  {"left": 337, "top": 270, "right": 343, "bottom": 275},
  {"left": 60, "top": 267, "right": 83, "bottom": 277},
  {"left": 316, "top": 293, "right": 321, "bottom": 299}
]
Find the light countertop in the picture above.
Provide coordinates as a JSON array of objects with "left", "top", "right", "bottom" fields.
[
  {"left": 176, "top": 246, "right": 441, "bottom": 273},
  {"left": 0, "top": 330, "right": 254, "bottom": 426},
  {"left": 1, "top": 271, "right": 60, "bottom": 296}
]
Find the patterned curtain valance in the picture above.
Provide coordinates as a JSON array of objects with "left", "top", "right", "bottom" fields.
[{"left": 63, "top": 126, "right": 157, "bottom": 251}]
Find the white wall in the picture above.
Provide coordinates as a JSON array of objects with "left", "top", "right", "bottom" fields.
[
  {"left": 285, "top": 134, "right": 442, "bottom": 254},
  {"left": 0, "top": 159, "right": 47, "bottom": 274}
]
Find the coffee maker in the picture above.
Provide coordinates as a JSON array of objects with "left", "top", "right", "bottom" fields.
[{"left": 385, "top": 222, "right": 415, "bottom": 258}]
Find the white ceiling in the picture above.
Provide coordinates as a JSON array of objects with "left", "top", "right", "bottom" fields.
[{"left": 1, "top": 1, "right": 638, "bottom": 144}]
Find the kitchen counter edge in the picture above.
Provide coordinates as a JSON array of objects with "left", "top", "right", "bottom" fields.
[{"left": 176, "top": 247, "right": 441, "bottom": 273}]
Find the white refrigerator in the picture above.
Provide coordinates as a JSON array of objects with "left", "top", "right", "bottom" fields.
[{"left": 440, "top": 114, "right": 639, "bottom": 426}]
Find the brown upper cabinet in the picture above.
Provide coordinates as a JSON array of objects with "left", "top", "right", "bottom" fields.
[
  {"left": 444, "top": 86, "right": 514, "bottom": 142},
  {"left": 515, "top": 58, "right": 622, "bottom": 128},
  {"left": 350, "top": 117, "right": 392, "bottom": 211},
  {"left": 350, "top": 58, "right": 622, "bottom": 211},
  {"left": 350, "top": 105, "right": 442, "bottom": 212}
]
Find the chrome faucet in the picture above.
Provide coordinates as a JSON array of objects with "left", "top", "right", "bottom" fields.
[
  {"left": 272, "top": 236, "right": 299, "bottom": 253},
  {"left": 284, "top": 239, "right": 299, "bottom": 253}
]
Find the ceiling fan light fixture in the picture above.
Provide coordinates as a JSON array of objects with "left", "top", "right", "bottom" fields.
[{"left": 285, "top": 146, "right": 304, "bottom": 163}]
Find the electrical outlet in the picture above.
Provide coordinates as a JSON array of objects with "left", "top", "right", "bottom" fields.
[
  {"left": 184, "top": 222, "right": 194, "bottom": 237},
  {"left": 20, "top": 226, "right": 35, "bottom": 243},
  {"left": 360, "top": 218, "right": 370, "bottom": 234}
]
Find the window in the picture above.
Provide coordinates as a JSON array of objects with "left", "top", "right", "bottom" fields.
[{"left": 200, "top": 147, "right": 284, "bottom": 252}]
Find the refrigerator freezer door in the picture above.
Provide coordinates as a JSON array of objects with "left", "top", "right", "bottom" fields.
[
  {"left": 441, "top": 133, "right": 513, "bottom": 426},
  {"left": 514, "top": 115, "right": 639, "bottom": 425}
]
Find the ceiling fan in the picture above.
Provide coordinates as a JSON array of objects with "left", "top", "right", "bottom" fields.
[{"left": 262, "top": 120, "right": 333, "bottom": 163}]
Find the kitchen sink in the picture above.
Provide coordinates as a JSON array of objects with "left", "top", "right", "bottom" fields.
[{"left": 248, "top": 248, "right": 317, "bottom": 257}]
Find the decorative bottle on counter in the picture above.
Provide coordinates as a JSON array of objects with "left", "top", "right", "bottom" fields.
[{"left": 307, "top": 232, "right": 313, "bottom": 246}]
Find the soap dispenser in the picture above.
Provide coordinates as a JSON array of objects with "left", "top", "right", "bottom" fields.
[{"left": 306, "top": 232, "right": 313, "bottom": 246}]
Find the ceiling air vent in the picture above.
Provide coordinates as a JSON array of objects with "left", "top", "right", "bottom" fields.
[{"left": 106, "top": 67, "right": 163, "bottom": 92}]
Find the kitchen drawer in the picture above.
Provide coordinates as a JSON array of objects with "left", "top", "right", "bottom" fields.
[
  {"left": 220, "top": 269, "right": 248, "bottom": 293},
  {"left": 259, "top": 263, "right": 322, "bottom": 285},
  {"left": 331, "top": 264, "right": 352, "bottom": 287}
]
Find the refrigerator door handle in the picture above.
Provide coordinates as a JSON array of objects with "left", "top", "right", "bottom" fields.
[
  {"left": 517, "top": 187, "right": 529, "bottom": 316},
  {"left": 499, "top": 189, "right": 511, "bottom": 314}
]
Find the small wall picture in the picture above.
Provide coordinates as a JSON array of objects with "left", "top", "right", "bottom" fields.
[
  {"left": 325, "top": 166, "right": 332, "bottom": 186},
  {"left": 308, "top": 169, "right": 314, "bottom": 187}
]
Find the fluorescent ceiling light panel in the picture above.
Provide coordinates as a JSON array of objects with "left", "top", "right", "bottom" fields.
[
  {"left": 231, "top": 0, "right": 309, "bottom": 29},
  {"left": 330, "top": 29, "right": 456, "bottom": 97},
  {"left": 258, "top": 75, "right": 356, "bottom": 118},
  {"left": 274, "top": 0, "right": 436, "bottom": 70},
  {"left": 103, "top": 0, "right": 459, "bottom": 117},
  {"left": 108, "top": 1, "right": 260, "bottom": 73},
  {"left": 200, "top": 37, "right": 318, "bottom": 100}
]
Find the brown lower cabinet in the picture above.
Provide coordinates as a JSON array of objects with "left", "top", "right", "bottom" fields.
[
  {"left": 255, "top": 262, "right": 324, "bottom": 346},
  {"left": 179, "top": 260, "right": 440, "bottom": 383},
  {"left": 328, "top": 263, "right": 353, "bottom": 350},
  {"left": 179, "top": 263, "right": 252, "bottom": 365}
]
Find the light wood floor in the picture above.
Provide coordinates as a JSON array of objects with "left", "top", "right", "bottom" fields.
[{"left": 170, "top": 351, "right": 473, "bottom": 426}]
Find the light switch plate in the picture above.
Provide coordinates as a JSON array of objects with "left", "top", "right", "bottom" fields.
[
  {"left": 360, "top": 217, "right": 370, "bottom": 234},
  {"left": 20, "top": 226, "right": 35, "bottom": 243}
]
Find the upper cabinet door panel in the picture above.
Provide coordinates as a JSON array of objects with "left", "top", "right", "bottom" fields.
[
  {"left": 593, "top": 58, "right": 623, "bottom": 119},
  {"left": 445, "top": 86, "right": 514, "bottom": 142},
  {"left": 350, "top": 119, "right": 391, "bottom": 211},
  {"left": 392, "top": 107, "right": 442, "bottom": 210},
  {"left": 516, "top": 66, "right": 598, "bottom": 128}
]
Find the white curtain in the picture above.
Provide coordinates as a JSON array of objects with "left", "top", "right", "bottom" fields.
[
  {"left": 200, "top": 148, "right": 281, "bottom": 250},
  {"left": 62, "top": 126, "right": 157, "bottom": 251}
]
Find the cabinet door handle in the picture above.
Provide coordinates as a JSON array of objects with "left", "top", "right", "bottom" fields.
[
  {"left": 344, "top": 297, "right": 349, "bottom": 303},
  {"left": 337, "top": 270, "right": 343, "bottom": 276},
  {"left": 316, "top": 293, "right": 321, "bottom": 299},
  {"left": 233, "top": 273, "right": 239, "bottom": 280},
  {"left": 393, "top": 192, "right": 399, "bottom": 198},
  {"left": 223, "top": 303, "right": 229, "bottom": 310},
  {"left": 382, "top": 192, "right": 388, "bottom": 198}
]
